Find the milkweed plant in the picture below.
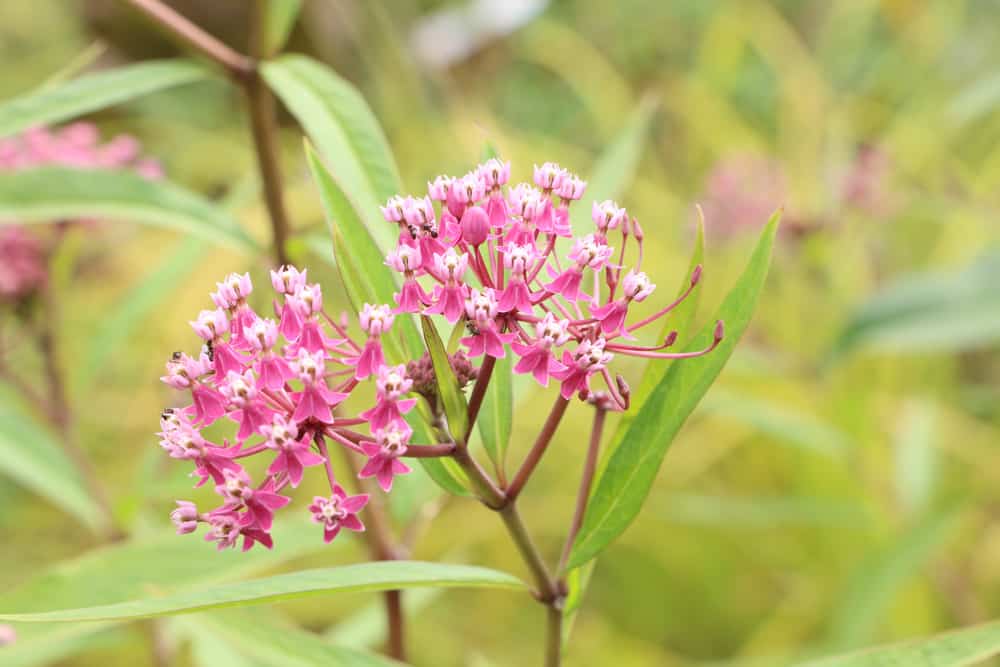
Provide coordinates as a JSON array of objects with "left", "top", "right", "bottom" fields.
[{"left": 0, "top": 2, "right": 787, "bottom": 666}]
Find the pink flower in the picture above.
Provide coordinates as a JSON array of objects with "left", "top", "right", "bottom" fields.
[
  {"left": 511, "top": 314, "right": 570, "bottom": 386},
  {"left": 360, "top": 364, "right": 417, "bottom": 430},
  {"left": 211, "top": 272, "right": 252, "bottom": 310},
  {"left": 291, "top": 349, "right": 347, "bottom": 423},
  {"left": 591, "top": 200, "right": 627, "bottom": 237},
  {"left": 216, "top": 469, "right": 291, "bottom": 531},
  {"left": 220, "top": 370, "right": 274, "bottom": 440},
  {"left": 262, "top": 415, "right": 325, "bottom": 487},
  {"left": 348, "top": 304, "right": 394, "bottom": 379},
  {"left": 309, "top": 485, "right": 368, "bottom": 543},
  {"left": 0, "top": 227, "right": 46, "bottom": 301},
  {"left": 460, "top": 205, "right": 490, "bottom": 246},
  {"left": 497, "top": 244, "right": 537, "bottom": 312},
  {"left": 552, "top": 338, "right": 613, "bottom": 400},
  {"left": 461, "top": 289, "right": 516, "bottom": 358},
  {"left": 425, "top": 249, "right": 469, "bottom": 323},
  {"left": 171, "top": 501, "right": 200, "bottom": 535},
  {"left": 359, "top": 423, "right": 413, "bottom": 492}
]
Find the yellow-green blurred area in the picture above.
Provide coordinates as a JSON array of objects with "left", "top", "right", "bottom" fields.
[{"left": 1, "top": 0, "right": 999, "bottom": 665}]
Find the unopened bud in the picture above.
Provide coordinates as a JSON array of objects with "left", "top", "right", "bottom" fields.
[
  {"left": 615, "top": 374, "right": 630, "bottom": 400},
  {"left": 630, "top": 218, "right": 643, "bottom": 240},
  {"left": 664, "top": 330, "right": 678, "bottom": 347},
  {"left": 690, "top": 264, "right": 703, "bottom": 286},
  {"left": 713, "top": 320, "right": 725, "bottom": 342},
  {"left": 460, "top": 206, "right": 490, "bottom": 246}
]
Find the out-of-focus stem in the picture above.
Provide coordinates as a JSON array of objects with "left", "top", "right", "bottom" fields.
[
  {"left": 557, "top": 405, "right": 606, "bottom": 576},
  {"left": 123, "top": 0, "right": 253, "bottom": 79},
  {"left": 123, "top": 0, "right": 291, "bottom": 264},
  {"left": 338, "top": 444, "right": 406, "bottom": 662},
  {"left": 247, "top": 0, "right": 291, "bottom": 265},
  {"left": 38, "top": 283, "right": 120, "bottom": 539}
]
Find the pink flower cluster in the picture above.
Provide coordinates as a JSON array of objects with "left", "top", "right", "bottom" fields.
[
  {"left": 379, "top": 159, "right": 722, "bottom": 405},
  {"left": 0, "top": 123, "right": 161, "bottom": 301},
  {"left": 159, "top": 159, "right": 723, "bottom": 550},
  {"left": 160, "top": 269, "right": 420, "bottom": 550}
]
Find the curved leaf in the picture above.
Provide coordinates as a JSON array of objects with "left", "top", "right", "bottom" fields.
[
  {"left": 422, "top": 315, "right": 469, "bottom": 441},
  {"left": 0, "top": 60, "right": 208, "bottom": 138},
  {"left": 0, "top": 168, "right": 254, "bottom": 250},
  {"left": 0, "top": 561, "right": 523, "bottom": 623},
  {"left": 263, "top": 0, "right": 303, "bottom": 56},
  {"left": 264, "top": 55, "right": 401, "bottom": 254},
  {"left": 797, "top": 619, "right": 1000, "bottom": 667},
  {"left": 0, "top": 385, "right": 104, "bottom": 531},
  {"left": 567, "top": 212, "right": 780, "bottom": 569}
]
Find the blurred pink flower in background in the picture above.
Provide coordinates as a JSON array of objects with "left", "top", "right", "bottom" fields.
[
  {"left": 0, "top": 122, "right": 161, "bottom": 302},
  {"left": 0, "top": 623, "right": 15, "bottom": 646},
  {"left": 696, "top": 154, "right": 790, "bottom": 237}
]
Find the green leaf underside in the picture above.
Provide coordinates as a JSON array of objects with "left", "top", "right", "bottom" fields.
[
  {"left": 567, "top": 212, "right": 780, "bottom": 569},
  {"left": 0, "top": 561, "right": 523, "bottom": 623},
  {"left": 263, "top": 55, "right": 401, "bottom": 254},
  {"left": 0, "top": 168, "right": 253, "bottom": 250},
  {"left": 421, "top": 316, "right": 470, "bottom": 440},
  {"left": 795, "top": 619, "right": 1000, "bottom": 667},
  {"left": 0, "top": 385, "right": 103, "bottom": 530},
  {"left": 477, "top": 352, "right": 513, "bottom": 469},
  {"left": 0, "top": 59, "right": 208, "bottom": 139},
  {"left": 305, "top": 146, "right": 467, "bottom": 494}
]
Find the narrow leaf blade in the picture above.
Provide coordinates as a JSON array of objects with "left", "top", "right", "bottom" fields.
[
  {"left": 0, "top": 562, "right": 523, "bottom": 623},
  {"left": 421, "top": 316, "right": 470, "bottom": 441},
  {"left": 567, "top": 212, "right": 780, "bottom": 569},
  {"left": 0, "top": 168, "right": 254, "bottom": 250},
  {"left": 0, "top": 60, "right": 208, "bottom": 138},
  {"left": 477, "top": 352, "right": 513, "bottom": 469}
]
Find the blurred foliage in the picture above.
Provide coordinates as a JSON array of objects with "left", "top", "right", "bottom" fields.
[{"left": 0, "top": 0, "right": 998, "bottom": 665}]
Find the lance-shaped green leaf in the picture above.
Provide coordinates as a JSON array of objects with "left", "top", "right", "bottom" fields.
[
  {"left": 305, "top": 146, "right": 467, "bottom": 494},
  {"left": 0, "top": 168, "right": 254, "bottom": 250},
  {"left": 263, "top": 0, "right": 303, "bottom": 56},
  {"left": 569, "top": 96, "right": 658, "bottom": 236},
  {"left": 421, "top": 315, "right": 470, "bottom": 441},
  {"left": 796, "top": 618, "right": 1000, "bottom": 667},
  {"left": 477, "top": 352, "right": 513, "bottom": 470},
  {"left": 264, "top": 55, "right": 401, "bottom": 254},
  {"left": 0, "top": 60, "right": 208, "bottom": 138},
  {"left": 0, "top": 385, "right": 104, "bottom": 531},
  {"left": 0, "top": 561, "right": 523, "bottom": 623},
  {"left": 1, "top": 518, "right": 332, "bottom": 667},
  {"left": 567, "top": 212, "right": 780, "bottom": 569}
]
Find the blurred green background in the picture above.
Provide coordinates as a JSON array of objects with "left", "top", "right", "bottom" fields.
[{"left": 1, "top": 0, "right": 999, "bottom": 665}]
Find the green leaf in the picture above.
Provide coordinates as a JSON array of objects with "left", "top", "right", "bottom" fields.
[
  {"left": 0, "top": 561, "right": 523, "bottom": 623},
  {"left": 831, "top": 254, "right": 1000, "bottom": 357},
  {"left": 569, "top": 96, "right": 658, "bottom": 235},
  {"left": 1, "top": 519, "right": 331, "bottom": 666},
  {"left": 325, "top": 588, "right": 439, "bottom": 648},
  {"left": 477, "top": 353, "right": 513, "bottom": 470},
  {"left": 79, "top": 236, "right": 206, "bottom": 389},
  {"left": 421, "top": 316, "right": 470, "bottom": 441},
  {"left": 264, "top": 55, "right": 401, "bottom": 254},
  {"left": 0, "top": 60, "right": 208, "bottom": 139},
  {"left": 796, "top": 619, "right": 1000, "bottom": 667},
  {"left": 263, "top": 0, "right": 303, "bottom": 56},
  {"left": 305, "top": 146, "right": 467, "bottom": 495},
  {"left": 0, "top": 384, "right": 104, "bottom": 531},
  {"left": 824, "top": 511, "right": 961, "bottom": 652},
  {"left": 0, "top": 168, "right": 254, "bottom": 250},
  {"left": 567, "top": 212, "right": 780, "bottom": 569},
  {"left": 185, "top": 608, "right": 402, "bottom": 667}
]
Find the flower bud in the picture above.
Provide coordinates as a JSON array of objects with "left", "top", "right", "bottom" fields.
[{"left": 460, "top": 206, "right": 490, "bottom": 246}]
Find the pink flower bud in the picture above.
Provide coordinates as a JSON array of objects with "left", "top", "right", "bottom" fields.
[
  {"left": 460, "top": 206, "right": 490, "bottom": 245},
  {"left": 171, "top": 501, "right": 200, "bottom": 534}
]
